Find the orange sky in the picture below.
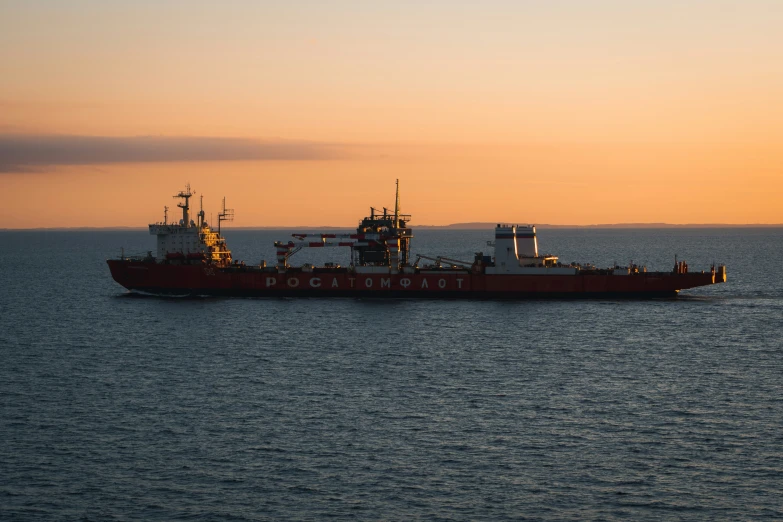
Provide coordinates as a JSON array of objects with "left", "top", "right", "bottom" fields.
[{"left": 1, "top": 1, "right": 782, "bottom": 227}]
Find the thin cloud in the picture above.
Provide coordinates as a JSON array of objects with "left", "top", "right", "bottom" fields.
[{"left": 0, "top": 134, "right": 340, "bottom": 172}]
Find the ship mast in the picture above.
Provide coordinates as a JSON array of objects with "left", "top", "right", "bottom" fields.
[
  {"left": 218, "top": 196, "right": 234, "bottom": 235},
  {"left": 199, "top": 194, "right": 206, "bottom": 228},
  {"left": 175, "top": 184, "right": 193, "bottom": 227},
  {"left": 394, "top": 178, "right": 400, "bottom": 228}
]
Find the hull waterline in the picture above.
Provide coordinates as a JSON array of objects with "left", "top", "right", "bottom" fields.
[{"left": 108, "top": 260, "right": 723, "bottom": 299}]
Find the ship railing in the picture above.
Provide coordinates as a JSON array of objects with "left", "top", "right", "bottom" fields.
[{"left": 118, "top": 248, "right": 155, "bottom": 261}]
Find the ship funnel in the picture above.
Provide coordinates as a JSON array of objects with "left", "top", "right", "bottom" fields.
[
  {"left": 516, "top": 225, "right": 538, "bottom": 258},
  {"left": 493, "top": 224, "right": 518, "bottom": 272}
]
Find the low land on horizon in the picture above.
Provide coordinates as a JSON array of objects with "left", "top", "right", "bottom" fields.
[
  {"left": 420, "top": 222, "right": 783, "bottom": 229},
  {"left": 4, "top": 222, "right": 783, "bottom": 231}
]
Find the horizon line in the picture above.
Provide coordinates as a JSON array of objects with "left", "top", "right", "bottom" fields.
[{"left": 3, "top": 222, "right": 782, "bottom": 232}]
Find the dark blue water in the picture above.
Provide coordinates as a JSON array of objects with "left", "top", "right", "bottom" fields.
[{"left": 1, "top": 228, "right": 782, "bottom": 520}]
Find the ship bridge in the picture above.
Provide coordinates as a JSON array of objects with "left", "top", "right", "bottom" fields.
[{"left": 147, "top": 185, "right": 233, "bottom": 265}]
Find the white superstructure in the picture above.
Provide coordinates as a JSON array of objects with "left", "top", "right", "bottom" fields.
[
  {"left": 148, "top": 185, "right": 233, "bottom": 265},
  {"left": 486, "top": 224, "right": 577, "bottom": 275}
]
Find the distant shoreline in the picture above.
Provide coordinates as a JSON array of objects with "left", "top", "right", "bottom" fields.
[
  {"left": 420, "top": 222, "right": 783, "bottom": 230},
  {"left": 3, "top": 223, "right": 782, "bottom": 231}
]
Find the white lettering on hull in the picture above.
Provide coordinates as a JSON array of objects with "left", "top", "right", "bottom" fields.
[
  {"left": 365, "top": 277, "right": 373, "bottom": 288},
  {"left": 381, "top": 278, "right": 391, "bottom": 288},
  {"left": 457, "top": 278, "right": 463, "bottom": 289},
  {"left": 421, "top": 279, "right": 429, "bottom": 289},
  {"left": 438, "top": 278, "right": 446, "bottom": 289},
  {"left": 310, "top": 277, "right": 321, "bottom": 288},
  {"left": 287, "top": 278, "right": 299, "bottom": 287},
  {"left": 332, "top": 278, "right": 339, "bottom": 288},
  {"left": 266, "top": 277, "right": 277, "bottom": 287}
]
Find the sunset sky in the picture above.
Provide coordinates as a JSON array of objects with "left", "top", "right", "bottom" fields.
[{"left": 1, "top": 1, "right": 782, "bottom": 228}]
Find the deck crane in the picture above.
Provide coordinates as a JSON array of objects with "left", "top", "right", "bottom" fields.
[
  {"left": 274, "top": 234, "right": 385, "bottom": 271},
  {"left": 274, "top": 179, "right": 413, "bottom": 272}
]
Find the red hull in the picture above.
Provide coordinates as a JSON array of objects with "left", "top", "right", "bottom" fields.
[{"left": 107, "top": 260, "right": 725, "bottom": 298}]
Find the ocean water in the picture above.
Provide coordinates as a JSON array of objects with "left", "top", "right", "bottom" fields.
[{"left": 1, "top": 227, "right": 782, "bottom": 520}]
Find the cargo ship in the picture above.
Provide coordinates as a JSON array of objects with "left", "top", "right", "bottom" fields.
[{"left": 107, "top": 182, "right": 727, "bottom": 298}]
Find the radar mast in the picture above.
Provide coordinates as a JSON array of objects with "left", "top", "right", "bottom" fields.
[
  {"left": 218, "top": 196, "right": 234, "bottom": 235},
  {"left": 175, "top": 184, "right": 194, "bottom": 227}
]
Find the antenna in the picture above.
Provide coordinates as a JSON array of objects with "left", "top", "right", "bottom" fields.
[
  {"left": 164, "top": 205, "right": 169, "bottom": 225},
  {"left": 218, "top": 196, "right": 234, "bottom": 235}
]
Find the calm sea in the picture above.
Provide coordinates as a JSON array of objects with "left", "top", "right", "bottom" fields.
[{"left": 1, "top": 228, "right": 781, "bottom": 520}]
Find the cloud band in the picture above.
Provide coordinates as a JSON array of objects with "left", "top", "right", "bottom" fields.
[{"left": 0, "top": 134, "right": 337, "bottom": 172}]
